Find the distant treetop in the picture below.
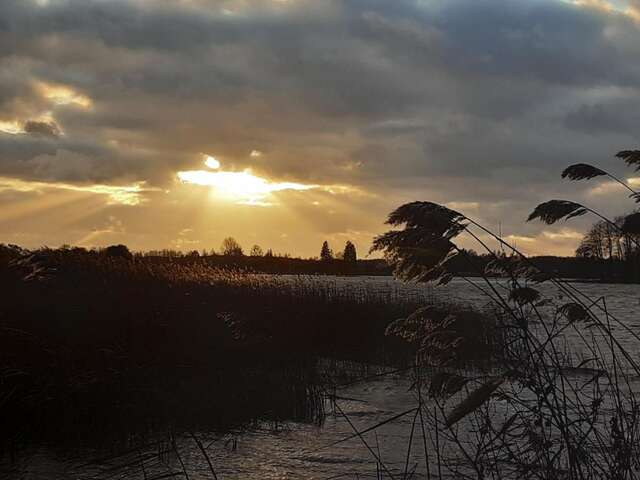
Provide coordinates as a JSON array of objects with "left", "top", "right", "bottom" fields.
[
  {"left": 320, "top": 241, "right": 333, "bottom": 261},
  {"left": 343, "top": 241, "right": 357, "bottom": 263},
  {"left": 221, "top": 237, "right": 244, "bottom": 256},
  {"left": 103, "top": 244, "right": 133, "bottom": 260}
]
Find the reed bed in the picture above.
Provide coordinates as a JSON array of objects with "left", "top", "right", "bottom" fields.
[
  {"left": 0, "top": 245, "right": 438, "bottom": 459},
  {"left": 0, "top": 245, "right": 506, "bottom": 477}
]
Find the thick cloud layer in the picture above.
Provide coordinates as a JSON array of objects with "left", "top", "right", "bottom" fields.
[{"left": 1, "top": 0, "right": 639, "bottom": 254}]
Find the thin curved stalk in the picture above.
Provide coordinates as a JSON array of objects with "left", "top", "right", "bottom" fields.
[{"left": 604, "top": 172, "right": 639, "bottom": 198}]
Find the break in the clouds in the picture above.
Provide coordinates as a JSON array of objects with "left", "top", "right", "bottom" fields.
[{"left": 1, "top": 0, "right": 640, "bottom": 256}]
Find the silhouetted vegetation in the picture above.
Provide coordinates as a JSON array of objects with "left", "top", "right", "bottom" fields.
[
  {"left": 0, "top": 244, "right": 424, "bottom": 457},
  {"left": 446, "top": 250, "right": 637, "bottom": 283},
  {"left": 103, "top": 244, "right": 133, "bottom": 260},
  {"left": 343, "top": 240, "right": 357, "bottom": 263},
  {"left": 139, "top": 246, "right": 634, "bottom": 281},
  {"left": 220, "top": 236, "right": 244, "bottom": 256},
  {"left": 140, "top": 247, "right": 391, "bottom": 275},
  {"left": 151, "top": 240, "right": 640, "bottom": 281},
  {"left": 249, "top": 244, "right": 263, "bottom": 257},
  {"left": 575, "top": 216, "right": 640, "bottom": 281},
  {"left": 320, "top": 240, "right": 333, "bottom": 261},
  {"left": 372, "top": 200, "right": 640, "bottom": 477},
  {"left": 359, "top": 149, "right": 640, "bottom": 478}
]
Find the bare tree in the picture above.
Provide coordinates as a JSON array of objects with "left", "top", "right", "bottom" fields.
[{"left": 220, "top": 237, "right": 244, "bottom": 256}]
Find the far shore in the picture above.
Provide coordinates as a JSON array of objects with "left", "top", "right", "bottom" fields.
[{"left": 145, "top": 252, "right": 640, "bottom": 284}]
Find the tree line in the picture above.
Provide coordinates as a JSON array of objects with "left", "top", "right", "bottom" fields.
[
  {"left": 142, "top": 237, "right": 359, "bottom": 263},
  {"left": 574, "top": 215, "right": 640, "bottom": 281}
]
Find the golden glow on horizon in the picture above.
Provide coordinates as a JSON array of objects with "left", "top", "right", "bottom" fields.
[
  {"left": 445, "top": 201, "right": 480, "bottom": 212},
  {"left": 0, "top": 176, "right": 154, "bottom": 205},
  {"left": 503, "top": 228, "right": 584, "bottom": 257},
  {"left": 587, "top": 177, "right": 640, "bottom": 196},
  {"left": 542, "top": 229, "right": 583, "bottom": 240},
  {"left": 505, "top": 234, "right": 536, "bottom": 244},
  {"left": 628, "top": 177, "right": 640, "bottom": 187},
  {"left": 35, "top": 81, "right": 92, "bottom": 108}
]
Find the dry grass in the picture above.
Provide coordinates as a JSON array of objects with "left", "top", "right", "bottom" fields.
[{"left": 0, "top": 244, "right": 420, "bottom": 455}]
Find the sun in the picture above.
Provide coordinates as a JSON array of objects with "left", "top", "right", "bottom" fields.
[
  {"left": 177, "top": 157, "right": 315, "bottom": 205},
  {"left": 204, "top": 155, "right": 221, "bottom": 169}
]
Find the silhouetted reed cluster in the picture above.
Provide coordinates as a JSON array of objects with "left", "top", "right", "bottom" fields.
[
  {"left": 0, "top": 244, "right": 437, "bottom": 457},
  {"left": 360, "top": 150, "right": 640, "bottom": 478}
]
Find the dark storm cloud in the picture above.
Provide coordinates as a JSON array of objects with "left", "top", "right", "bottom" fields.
[
  {"left": 0, "top": 130, "right": 162, "bottom": 183},
  {"left": 565, "top": 99, "right": 640, "bottom": 135},
  {"left": 0, "top": 0, "right": 220, "bottom": 53},
  {"left": 349, "top": 0, "right": 620, "bottom": 84},
  {"left": 428, "top": 1, "right": 627, "bottom": 84}
]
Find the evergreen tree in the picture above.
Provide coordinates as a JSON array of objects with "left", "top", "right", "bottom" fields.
[
  {"left": 320, "top": 241, "right": 333, "bottom": 261},
  {"left": 343, "top": 241, "right": 357, "bottom": 263}
]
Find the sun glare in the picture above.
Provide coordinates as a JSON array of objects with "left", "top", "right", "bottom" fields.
[
  {"left": 177, "top": 155, "right": 360, "bottom": 205},
  {"left": 177, "top": 156, "right": 317, "bottom": 205},
  {"left": 177, "top": 169, "right": 315, "bottom": 205}
]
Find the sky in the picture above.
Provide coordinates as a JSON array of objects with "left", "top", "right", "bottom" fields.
[{"left": 1, "top": 0, "right": 640, "bottom": 258}]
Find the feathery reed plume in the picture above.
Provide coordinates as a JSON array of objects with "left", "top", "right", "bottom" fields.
[
  {"left": 508, "top": 286, "right": 541, "bottom": 306},
  {"left": 384, "top": 304, "right": 500, "bottom": 366},
  {"left": 616, "top": 150, "right": 640, "bottom": 170},
  {"left": 527, "top": 200, "right": 588, "bottom": 224},
  {"left": 561, "top": 163, "right": 607, "bottom": 181},
  {"left": 563, "top": 162, "right": 640, "bottom": 202},
  {"left": 484, "top": 259, "right": 508, "bottom": 277},
  {"left": 371, "top": 202, "right": 466, "bottom": 283},
  {"left": 385, "top": 306, "right": 437, "bottom": 342},
  {"left": 445, "top": 376, "right": 504, "bottom": 427},
  {"left": 557, "top": 302, "right": 592, "bottom": 323},
  {"left": 384, "top": 201, "right": 465, "bottom": 230}
]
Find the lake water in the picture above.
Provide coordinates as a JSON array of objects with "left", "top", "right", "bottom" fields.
[{"left": 4, "top": 277, "right": 640, "bottom": 479}]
